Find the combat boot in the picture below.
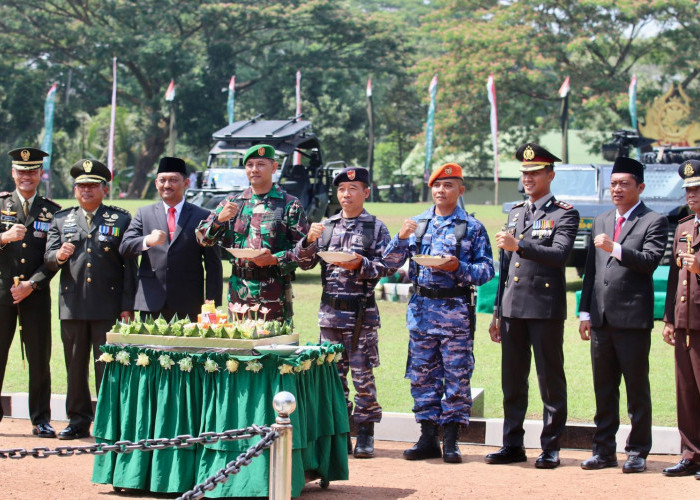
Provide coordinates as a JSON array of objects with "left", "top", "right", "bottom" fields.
[
  {"left": 353, "top": 422, "right": 375, "bottom": 458},
  {"left": 403, "top": 421, "right": 442, "bottom": 460},
  {"left": 442, "top": 422, "right": 462, "bottom": 463}
]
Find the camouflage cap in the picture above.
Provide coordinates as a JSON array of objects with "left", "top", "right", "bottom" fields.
[
  {"left": 679, "top": 160, "right": 700, "bottom": 189},
  {"left": 70, "top": 159, "right": 111, "bottom": 184},
  {"left": 243, "top": 144, "right": 276, "bottom": 165},
  {"left": 8, "top": 147, "right": 48, "bottom": 171}
]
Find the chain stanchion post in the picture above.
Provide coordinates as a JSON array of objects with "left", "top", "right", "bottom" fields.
[{"left": 269, "top": 391, "right": 296, "bottom": 500}]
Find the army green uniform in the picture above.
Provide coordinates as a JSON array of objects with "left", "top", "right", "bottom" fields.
[
  {"left": 197, "top": 184, "right": 309, "bottom": 321},
  {"left": 0, "top": 191, "right": 60, "bottom": 425}
]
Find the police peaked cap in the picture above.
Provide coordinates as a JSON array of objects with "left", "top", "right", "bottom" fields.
[
  {"left": 679, "top": 159, "right": 700, "bottom": 188},
  {"left": 8, "top": 147, "right": 48, "bottom": 170},
  {"left": 70, "top": 159, "right": 112, "bottom": 184},
  {"left": 516, "top": 143, "right": 561, "bottom": 172},
  {"left": 243, "top": 144, "right": 276, "bottom": 165},
  {"left": 611, "top": 156, "right": 644, "bottom": 182},
  {"left": 157, "top": 156, "right": 187, "bottom": 176},
  {"left": 333, "top": 167, "right": 369, "bottom": 186}
]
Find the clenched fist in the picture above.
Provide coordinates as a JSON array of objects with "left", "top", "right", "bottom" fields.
[
  {"left": 398, "top": 219, "right": 417, "bottom": 240},
  {"left": 57, "top": 242, "right": 76, "bottom": 262},
  {"left": 145, "top": 229, "right": 167, "bottom": 247},
  {"left": 216, "top": 201, "right": 239, "bottom": 223},
  {"left": 306, "top": 222, "right": 325, "bottom": 244},
  {"left": 1, "top": 224, "right": 26, "bottom": 244}
]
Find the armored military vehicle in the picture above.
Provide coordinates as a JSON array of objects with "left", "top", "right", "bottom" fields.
[
  {"left": 503, "top": 130, "right": 700, "bottom": 274},
  {"left": 187, "top": 114, "right": 344, "bottom": 222}
]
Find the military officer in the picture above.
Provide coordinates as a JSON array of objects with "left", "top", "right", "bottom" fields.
[
  {"left": 384, "top": 163, "right": 494, "bottom": 464},
  {"left": 295, "top": 167, "right": 394, "bottom": 459},
  {"left": 486, "top": 143, "right": 579, "bottom": 469},
  {"left": 662, "top": 160, "right": 700, "bottom": 479},
  {"left": 45, "top": 159, "right": 137, "bottom": 440},
  {"left": 0, "top": 148, "right": 60, "bottom": 437},
  {"left": 197, "top": 144, "right": 308, "bottom": 322}
]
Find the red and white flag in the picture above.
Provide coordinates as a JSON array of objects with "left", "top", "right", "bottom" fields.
[
  {"left": 486, "top": 74, "right": 499, "bottom": 184},
  {"left": 165, "top": 79, "right": 175, "bottom": 101},
  {"left": 108, "top": 57, "right": 117, "bottom": 174},
  {"left": 558, "top": 76, "right": 570, "bottom": 98},
  {"left": 366, "top": 77, "right": 372, "bottom": 98},
  {"left": 294, "top": 71, "right": 302, "bottom": 163}
]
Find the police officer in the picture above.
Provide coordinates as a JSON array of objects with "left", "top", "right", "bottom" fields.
[
  {"left": 197, "top": 144, "right": 309, "bottom": 322},
  {"left": 487, "top": 143, "right": 579, "bottom": 469},
  {"left": 45, "top": 159, "right": 137, "bottom": 439},
  {"left": 0, "top": 148, "right": 60, "bottom": 437},
  {"left": 662, "top": 160, "right": 700, "bottom": 479},
  {"left": 295, "top": 167, "right": 394, "bottom": 459},
  {"left": 384, "top": 163, "right": 494, "bottom": 463}
]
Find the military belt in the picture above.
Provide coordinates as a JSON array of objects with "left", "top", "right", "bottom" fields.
[
  {"left": 321, "top": 292, "right": 376, "bottom": 311},
  {"left": 415, "top": 285, "right": 470, "bottom": 299},
  {"left": 232, "top": 266, "right": 279, "bottom": 281}
]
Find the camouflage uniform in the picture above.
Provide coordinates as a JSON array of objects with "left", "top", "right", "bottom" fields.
[
  {"left": 383, "top": 205, "right": 494, "bottom": 426},
  {"left": 197, "top": 184, "right": 308, "bottom": 321},
  {"left": 294, "top": 209, "right": 394, "bottom": 423}
]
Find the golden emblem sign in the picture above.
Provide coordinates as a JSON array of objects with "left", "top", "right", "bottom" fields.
[
  {"left": 347, "top": 169, "right": 356, "bottom": 180},
  {"left": 523, "top": 146, "right": 535, "bottom": 161},
  {"left": 445, "top": 167, "right": 452, "bottom": 175},
  {"left": 20, "top": 149, "right": 30, "bottom": 162},
  {"left": 83, "top": 160, "right": 93, "bottom": 172},
  {"left": 684, "top": 162, "right": 695, "bottom": 177},
  {"left": 639, "top": 84, "right": 700, "bottom": 146},
  {"left": 257, "top": 147, "right": 266, "bottom": 156}
]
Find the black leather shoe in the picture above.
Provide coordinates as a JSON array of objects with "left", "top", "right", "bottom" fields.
[
  {"left": 57, "top": 424, "right": 90, "bottom": 440},
  {"left": 663, "top": 459, "right": 700, "bottom": 477},
  {"left": 484, "top": 446, "right": 527, "bottom": 465},
  {"left": 32, "top": 423, "right": 56, "bottom": 438},
  {"left": 535, "top": 449, "right": 560, "bottom": 469},
  {"left": 623, "top": 455, "right": 646, "bottom": 473},
  {"left": 580, "top": 454, "right": 618, "bottom": 470}
]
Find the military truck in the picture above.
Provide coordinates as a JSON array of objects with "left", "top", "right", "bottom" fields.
[
  {"left": 187, "top": 115, "right": 343, "bottom": 221},
  {"left": 502, "top": 130, "right": 700, "bottom": 275}
]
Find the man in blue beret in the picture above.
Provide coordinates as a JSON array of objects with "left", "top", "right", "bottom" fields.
[{"left": 295, "top": 166, "right": 395, "bottom": 458}]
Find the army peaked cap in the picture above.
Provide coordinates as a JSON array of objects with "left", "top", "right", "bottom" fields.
[
  {"left": 8, "top": 148, "right": 48, "bottom": 170},
  {"left": 70, "top": 159, "right": 111, "bottom": 184}
]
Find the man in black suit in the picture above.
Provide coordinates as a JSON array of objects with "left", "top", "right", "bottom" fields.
[
  {"left": 486, "top": 143, "right": 579, "bottom": 469},
  {"left": 45, "top": 159, "right": 137, "bottom": 440},
  {"left": 0, "top": 148, "right": 61, "bottom": 437},
  {"left": 120, "top": 157, "right": 222, "bottom": 321},
  {"left": 578, "top": 156, "right": 668, "bottom": 473}
]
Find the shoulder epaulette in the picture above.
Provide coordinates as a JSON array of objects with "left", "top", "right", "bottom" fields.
[
  {"left": 0, "top": 191, "right": 11, "bottom": 197},
  {"left": 512, "top": 201, "right": 526, "bottom": 209},
  {"left": 55, "top": 207, "right": 75, "bottom": 216},
  {"left": 553, "top": 200, "right": 573, "bottom": 210},
  {"left": 679, "top": 214, "right": 694, "bottom": 224},
  {"left": 40, "top": 196, "right": 61, "bottom": 209},
  {"left": 107, "top": 205, "right": 132, "bottom": 215}
]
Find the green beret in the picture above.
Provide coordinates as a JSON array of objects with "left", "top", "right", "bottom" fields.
[{"left": 243, "top": 144, "right": 276, "bottom": 165}]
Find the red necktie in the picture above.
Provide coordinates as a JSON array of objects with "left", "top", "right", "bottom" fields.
[
  {"left": 613, "top": 216, "right": 625, "bottom": 242},
  {"left": 167, "top": 207, "right": 176, "bottom": 239}
]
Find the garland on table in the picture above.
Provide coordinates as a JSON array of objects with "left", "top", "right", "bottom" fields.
[{"left": 97, "top": 342, "right": 344, "bottom": 375}]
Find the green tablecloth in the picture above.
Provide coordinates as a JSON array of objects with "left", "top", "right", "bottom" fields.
[{"left": 91, "top": 343, "right": 349, "bottom": 497}]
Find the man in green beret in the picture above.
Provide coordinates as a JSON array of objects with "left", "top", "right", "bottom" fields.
[{"left": 197, "top": 144, "right": 309, "bottom": 322}]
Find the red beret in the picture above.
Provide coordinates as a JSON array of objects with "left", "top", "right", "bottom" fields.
[{"left": 428, "top": 163, "right": 463, "bottom": 187}]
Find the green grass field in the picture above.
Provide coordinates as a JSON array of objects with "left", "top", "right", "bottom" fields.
[{"left": 1, "top": 199, "right": 678, "bottom": 426}]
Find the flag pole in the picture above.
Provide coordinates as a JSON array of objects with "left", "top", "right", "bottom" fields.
[{"left": 108, "top": 57, "right": 117, "bottom": 200}]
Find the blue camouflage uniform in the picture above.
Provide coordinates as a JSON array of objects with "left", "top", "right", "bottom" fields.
[
  {"left": 295, "top": 209, "right": 394, "bottom": 423},
  {"left": 383, "top": 205, "right": 494, "bottom": 426}
]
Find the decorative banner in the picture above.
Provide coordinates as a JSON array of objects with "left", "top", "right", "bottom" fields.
[
  {"left": 165, "top": 79, "right": 175, "bottom": 101},
  {"left": 40, "top": 83, "right": 58, "bottom": 173},
  {"left": 558, "top": 76, "right": 570, "bottom": 98},
  {"left": 486, "top": 74, "right": 499, "bottom": 184},
  {"left": 366, "top": 77, "right": 372, "bottom": 98},
  {"left": 423, "top": 74, "right": 438, "bottom": 185},
  {"left": 294, "top": 70, "right": 301, "bottom": 164},
  {"left": 227, "top": 75, "right": 235, "bottom": 125},
  {"left": 366, "top": 76, "right": 374, "bottom": 199},
  {"left": 629, "top": 74, "right": 637, "bottom": 130},
  {"left": 107, "top": 57, "right": 117, "bottom": 175}
]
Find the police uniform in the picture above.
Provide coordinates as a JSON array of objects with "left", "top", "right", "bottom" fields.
[
  {"left": 294, "top": 167, "right": 394, "bottom": 458},
  {"left": 197, "top": 144, "right": 309, "bottom": 322},
  {"left": 663, "top": 160, "right": 700, "bottom": 478},
  {"left": 0, "top": 148, "right": 60, "bottom": 436},
  {"left": 489, "top": 144, "right": 579, "bottom": 467},
  {"left": 384, "top": 163, "right": 494, "bottom": 463},
  {"left": 45, "top": 159, "right": 137, "bottom": 438}
]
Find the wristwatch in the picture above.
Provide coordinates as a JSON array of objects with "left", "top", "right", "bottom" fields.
[{"left": 29, "top": 280, "right": 37, "bottom": 290}]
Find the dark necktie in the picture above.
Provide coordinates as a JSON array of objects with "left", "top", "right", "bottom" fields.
[
  {"left": 168, "top": 207, "right": 176, "bottom": 239},
  {"left": 613, "top": 216, "right": 625, "bottom": 242},
  {"left": 86, "top": 212, "right": 93, "bottom": 229},
  {"left": 525, "top": 203, "right": 535, "bottom": 225}
]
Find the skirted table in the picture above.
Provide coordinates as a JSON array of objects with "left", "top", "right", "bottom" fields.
[{"left": 91, "top": 342, "right": 349, "bottom": 497}]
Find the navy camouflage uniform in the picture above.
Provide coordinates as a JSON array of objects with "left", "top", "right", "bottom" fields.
[
  {"left": 383, "top": 205, "right": 494, "bottom": 426},
  {"left": 295, "top": 209, "right": 394, "bottom": 423}
]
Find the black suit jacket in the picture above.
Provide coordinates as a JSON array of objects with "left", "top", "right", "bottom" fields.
[
  {"left": 119, "top": 201, "right": 222, "bottom": 319},
  {"left": 579, "top": 202, "right": 667, "bottom": 330}
]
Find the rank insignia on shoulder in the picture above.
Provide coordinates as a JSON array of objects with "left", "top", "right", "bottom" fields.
[
  {"left": 553, "top": 200, "right": 573, "bottom": 210},
  {"left": 0, "top": 191, "right": 10, "bottom": 197},
  {"left": 679, "top": 214, "right": 694, "bottom": 224},
  {"left": 512, "top": 201, "right": 526, "bottom": 209}
]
